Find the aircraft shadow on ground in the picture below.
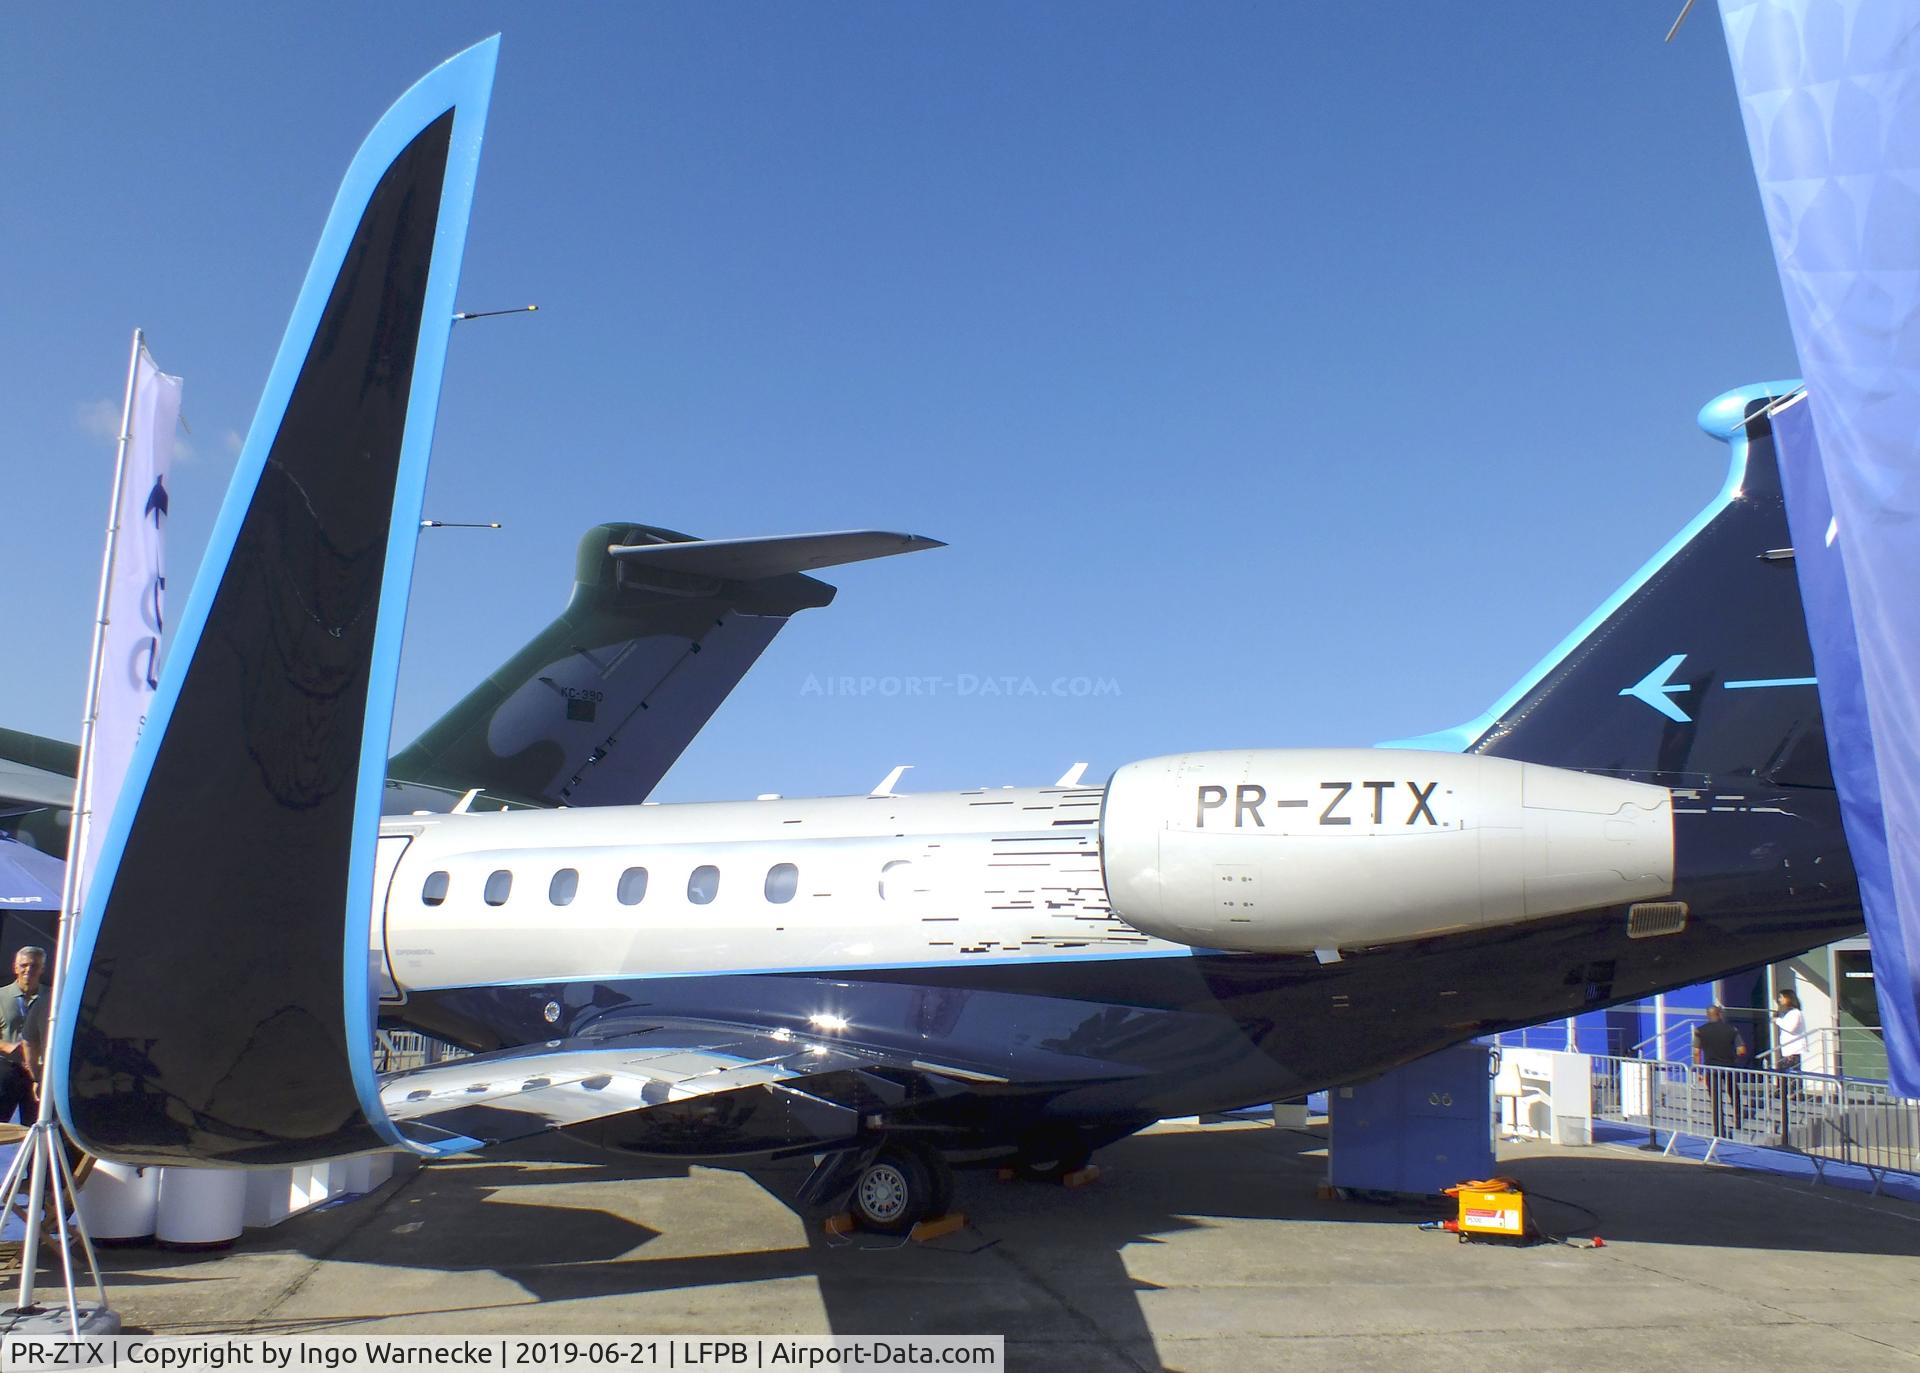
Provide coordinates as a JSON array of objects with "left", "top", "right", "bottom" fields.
[{"left": 85, "top": 1125, "right": 1920, "bottom": 1369}]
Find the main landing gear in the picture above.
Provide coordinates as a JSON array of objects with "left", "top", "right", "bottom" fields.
[
  {"left": 1010, "top": 1125, "right": 1092, "bottom": 1182},
  {"left": 846, "top": 1141, "right": 955, "bottom": 1236},
  {"left": 807, "top": 1124, "right": 1104, "bottom": 1235}
]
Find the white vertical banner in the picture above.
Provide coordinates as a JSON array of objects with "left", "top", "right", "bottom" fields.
[{"left": 82, "top": 346, "right": 181, "bottom": 886}]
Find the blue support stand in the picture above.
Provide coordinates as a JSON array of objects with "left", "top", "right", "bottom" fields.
[{"left": 1329, "top": 1043, "right": 1496, "bottom": 1195}]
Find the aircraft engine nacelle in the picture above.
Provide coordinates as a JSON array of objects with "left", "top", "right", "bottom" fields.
[{"left": 1100, "top": 749, "right": 1673, "bottom": 953}]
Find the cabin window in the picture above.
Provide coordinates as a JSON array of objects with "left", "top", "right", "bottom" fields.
[
  {"left": 617, "top": 867, "right": 649, "bottom": 905},
  {"left": 765, "top": 862, "right": 798, "bottom": 904},
  {"left": 879, "top": 859, "right": 912, "bottom": 901},
  {"left": 484, "top": 870, "right": 513, "bottom": 906},
  {"left": 688, "top": 865, "right": 720, "bottom": 905},
  {"left": 549, "top": 868, "right": 578, "bottom": 907},
  {"left": 421, "top": 871, "right": 449, "bottom": 907}
]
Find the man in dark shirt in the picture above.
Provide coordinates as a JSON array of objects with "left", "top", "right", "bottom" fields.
[
  {"left": 1694, "top": 1005, "right": 1747, "bottom": 1136},
  {"left": 0, "top": 946, "right": 47, "bottom": 1125}
]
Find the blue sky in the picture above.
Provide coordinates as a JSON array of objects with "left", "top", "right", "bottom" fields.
[{"left": 1, "top": 4, "right": 1799, "bottom": 803}]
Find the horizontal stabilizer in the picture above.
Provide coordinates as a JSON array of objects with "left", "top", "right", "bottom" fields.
[{"left": 607, "top": 529, "right": 942, "bottom": 581}]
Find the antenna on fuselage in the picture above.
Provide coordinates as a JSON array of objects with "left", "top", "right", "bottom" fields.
[
  {"left": 1055, "top": 762, "right": 1089, "bottom": 788},
  {"left": 869, "top": 764, "right": 912, "bottom": 798}
]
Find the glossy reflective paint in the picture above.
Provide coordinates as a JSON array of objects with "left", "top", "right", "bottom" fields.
[
  {"left": 56, "top": 38, "right": 499, "bottom": 1165},
  {"left": 389, "top": 781, "right": 1860, "bottom": 1157}
]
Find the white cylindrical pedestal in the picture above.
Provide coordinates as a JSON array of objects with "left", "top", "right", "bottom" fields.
[
  {"left": 336, "top": 1155, "right": 374, "bottom": 1195},
  {"left": 78, "top": 1160, "right": 160, "bottom": 1245},
  {"left": 155, "top": 1168, "right": 246, "bottom": 1250},
  {"left": 242, "top": 1169, "right": 294, "bottom": 1228}
]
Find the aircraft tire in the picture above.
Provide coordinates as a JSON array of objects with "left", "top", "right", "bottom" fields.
[
  {"left": 851, "top": 1145, "right": 943, "bottom": 1235},
  {"left": 1013, "top": 1125, "right": 1091, "bottom": 1182}
]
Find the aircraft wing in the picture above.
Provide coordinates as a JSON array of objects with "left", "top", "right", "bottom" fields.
[
  {"left": 385, "top": 523, "right": 941, "bottom": 812},
  {"left": 0, "top": 727, "right": 79, "bottom": 815},
  {"left": 380, "top": 1020, "right": 998, "bottom": 1160}
]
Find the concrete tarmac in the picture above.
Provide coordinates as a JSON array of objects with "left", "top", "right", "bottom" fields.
[{"left": 43, "top": 1122, "right": 1920, "bottom": 1372}]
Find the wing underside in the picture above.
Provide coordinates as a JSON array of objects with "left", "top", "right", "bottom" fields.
[{"left": 382, "top": 1020, "right": 1004, "bottom": 1160}]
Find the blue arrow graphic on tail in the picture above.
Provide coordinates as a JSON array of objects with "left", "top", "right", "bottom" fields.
[{"left": 1620, "top": 654, "right": 1693, "bottom": 722}]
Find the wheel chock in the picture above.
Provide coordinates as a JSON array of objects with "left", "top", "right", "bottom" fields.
[
  {"left": 822, "top": 1211, "right": 968, "bottom": 1241},
  {"left": 908, "top": 1212, "right": 968, "bottom": 1241},
  {"left": 997, "top": 1163, "right": 1102, "bottom": 1186}
]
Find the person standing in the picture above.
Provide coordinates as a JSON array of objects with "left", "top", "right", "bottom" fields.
[
  {"left": 0, "top": 946, "right": 47, "bottom": 1125},
  {"left": 1773, "top": 987, "right": 1809, "bottom": 1142},
  {"left": 1694, "top": 1005, "right": 1747, "bottom": 1137},
  {"left": 1773, "top": 988, "right": 1809, "bottom": 1073}
]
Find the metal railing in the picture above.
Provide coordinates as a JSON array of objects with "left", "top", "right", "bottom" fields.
[
  {"left": 1495, "top": 1006, "right": 1728, "bottom": 1061},
  {"left": 1628, "top": 1007, "right": 1718, "bottom": 1064},
  {"left": 1493, "top": 1023, "right": 1637, "bottom": 1055},
  {"left": 374, "top": 1030, "right": 469, "bottom": 1074},
  {"left": 1784, "top": 1025, "right": 1886, "bottom": 1079},
  {"left": 1500, "top": 1012, "right": 1890, "bottom": 1079},
  {"left": 1590, "top": 1053, "right": 1920, "bottom": 1188}
]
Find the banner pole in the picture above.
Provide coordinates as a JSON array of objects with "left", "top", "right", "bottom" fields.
[
  {"left": 10, "top": 328, "right": 143, "bottom": 1322},
  {"left": 53, "top": 328, "right": 144, "bottom": 996}
]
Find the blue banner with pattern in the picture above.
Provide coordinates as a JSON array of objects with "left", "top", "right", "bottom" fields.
[{"left": 1721, "top": 0, "right": 1920, "bottom": 1093}]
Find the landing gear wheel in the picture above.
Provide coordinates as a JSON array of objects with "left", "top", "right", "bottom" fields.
[
  {"left": 850, "top": 1144, "right": 951, "bottom": 1235},
  {"left": 1013, "top": 1126, "right": 1091, "bottom": 1182}
]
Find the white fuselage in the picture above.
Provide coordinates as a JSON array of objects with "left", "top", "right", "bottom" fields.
[
  {"left": 375, "top": 783, "right": 1176, "bottom": 997},
  {"left": 373, "top": 748, "right": 1677, "bottom": 1001}
]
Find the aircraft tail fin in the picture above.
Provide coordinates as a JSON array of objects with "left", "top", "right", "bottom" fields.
[
  {"left": 1382, "top": 384, "right": 1830, "bottom": 791},
  {"left": 52, "top": 41, "right": 499, "bottom": 1166},
  {"left": 387, "top": 525, "right": 939, "bottom": 811}
]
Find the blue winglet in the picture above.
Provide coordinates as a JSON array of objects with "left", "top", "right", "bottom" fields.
[{"left": 52, "top": 39, "right": 499, "bottom": 1165}]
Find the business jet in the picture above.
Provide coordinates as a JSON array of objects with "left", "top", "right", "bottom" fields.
[{"left": 49, "top": 40, "right": 1859, "bottom": 1235}]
